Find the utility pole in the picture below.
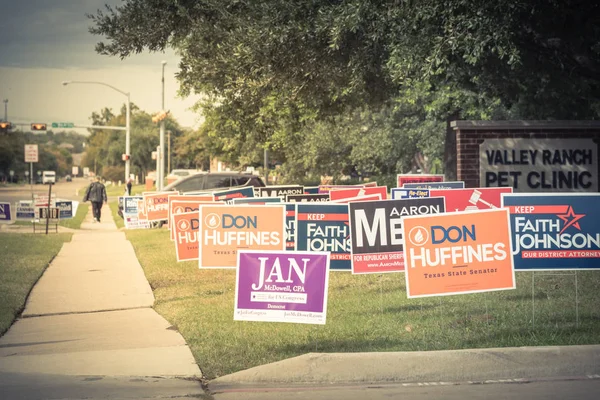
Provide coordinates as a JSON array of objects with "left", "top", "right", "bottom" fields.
[
  {"left": 159, "top": 60, "right": 167, "bottom": 190},
  {"left": 3, "top": 99, "right": 7, "bottom": 121},
  {"left": 167, "top": 130, "right": 171, "bottom": 176}
]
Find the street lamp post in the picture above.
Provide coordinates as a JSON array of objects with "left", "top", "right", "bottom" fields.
[
  {"left": 159, "top": 60, "right": 167, "bottom": 190},
  {"left": 62, "top": 81, "right": 131, "bottom": 183},
  {"left": 2, "top": 99, "right": 7, "bottom": 122}
]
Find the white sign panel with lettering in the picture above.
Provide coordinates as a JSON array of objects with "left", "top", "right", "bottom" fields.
[{"left": 480, "top": 138, "right": 598, "bottom": 192}]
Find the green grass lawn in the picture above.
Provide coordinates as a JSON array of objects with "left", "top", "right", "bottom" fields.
[
  {"left": 109, "top": 200, "right": 125, "bottom": 229},
  {"left": 0, "top": 233, "right": 72, "bottom": 336},
  {"left": 80, "top": 182, "right": 146, "bottom": 198},
  {"left": 126, "top": 228, "right": 600, "bottom": 379}
]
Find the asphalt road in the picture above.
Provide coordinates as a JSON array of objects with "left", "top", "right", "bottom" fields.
[
  {"left": 210, "top": 377, "right": 600, "bottom": 400},
  {"left": 0, "top": 177, "right": 89, "bottom": 205}
]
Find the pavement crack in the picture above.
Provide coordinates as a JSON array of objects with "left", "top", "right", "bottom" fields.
[{"left": 20, "top": 306, "right": 153, "bottom": 318}]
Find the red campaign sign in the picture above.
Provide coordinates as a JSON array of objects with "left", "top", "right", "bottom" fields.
[
  {"left": 329, "top": 186, "right": 388, "bottom": 201},
  {"left": 429, "top": 187, "right": 513, "bottom": 212},
  {"left": 330, "top": 194, "right": 383, "bottom": 204},
  {"left": 397, "top": 174, "right": 444, "bottom": 188}
]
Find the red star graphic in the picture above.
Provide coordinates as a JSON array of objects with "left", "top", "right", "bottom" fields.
[{"left": 557, "top": 206, "right": 585, "bottom": 234}]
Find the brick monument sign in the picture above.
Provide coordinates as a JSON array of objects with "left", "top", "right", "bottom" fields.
[{"left": 451, "top": 121, "right": 600, "bottom": 192}]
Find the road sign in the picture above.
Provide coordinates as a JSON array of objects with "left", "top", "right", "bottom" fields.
[
  {"left": 25, "top": 144, "right": 38, "bottom": 163},
  {"left": 51, "top": 122, "right": 75, "bottom": 128}
]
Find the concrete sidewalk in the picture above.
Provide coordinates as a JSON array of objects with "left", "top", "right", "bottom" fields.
[{"left": 0, "top": 204, "right": 203, "bottom": 399}]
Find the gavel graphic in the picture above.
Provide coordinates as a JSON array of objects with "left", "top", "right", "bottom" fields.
[{"left": 468, "top": 189, "right": 496, "bottom": 209}]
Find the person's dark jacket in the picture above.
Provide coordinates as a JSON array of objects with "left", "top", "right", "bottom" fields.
[{"left": 84, "top": 182, "right": 107, "bottom": 203}]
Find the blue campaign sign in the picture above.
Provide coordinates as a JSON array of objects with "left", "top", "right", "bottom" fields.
[
  {"left": 285, "top": 203, "right": 296, "bottom": 251},
  {"left": 391, "top": 188, "right": 430, "bottom": 200},
  {"left": 124, "top": 196, "right": 143, "bottom": 214},
  {"left": 213, "top": 186, "right": 254, "bottom": 204},
  {"left": 403, "top": 181, "right": 465, "bottom": 189},
  {"left": 295, "top": 203, "right": 350, "bottom": 270},
  {"left": 0, "top": 202, "right": 13, "bottom": 224},
  {"left": 502, "top": 193, "right": 600, "bottom": 270},
  {"left": 56, "top": 201, "right": 73, "bottom": 219}
]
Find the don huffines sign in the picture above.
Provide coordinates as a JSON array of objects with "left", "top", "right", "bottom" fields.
[
  {"left": 198, "top": 204, "right": 286, "bottom": 268},
  {"left": 502, "top": 193, "right": 600, "bottom": 270},
  {"left": 402, "top": 209, "right": 515, "bottom": 298},
  {"left": 234, "top": 250, "right": 330, "bottom": 324},
  {"left": 480, "top": 138, "right": 598, "bottom": 192}
]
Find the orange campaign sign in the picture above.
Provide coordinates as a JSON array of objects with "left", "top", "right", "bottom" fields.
[
  {"left": 402, "top": 209, "right": 515, "bottom": 298},
  {"left": 198, "top": 204, "right": 286, "bottom": 268},
  {"left": 137, "top": 199, "right": 148, "bottom": 221},
  {"left": 168, "top": 195, "right": 216, "bottom": 240},
  {"left": 173, "top": 212, "right": 200, "bottom": 262},
  {"left": 170, "top": 200, "right": 223, "bottom": 241},
  {"left": 145, "top": 192, "right": 177, "bottom": 222}
]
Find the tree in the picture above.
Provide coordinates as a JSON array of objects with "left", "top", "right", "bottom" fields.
[
  {"left": 89, "top": 0, "right": 600, "bottom": 179},
  {"left": 83, "top": 103, "right": 186, "bottom": 181}
]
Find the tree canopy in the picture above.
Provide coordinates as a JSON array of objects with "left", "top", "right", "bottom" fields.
[{"left": 88, "top": 0, "right": 600, "bottom": 180}]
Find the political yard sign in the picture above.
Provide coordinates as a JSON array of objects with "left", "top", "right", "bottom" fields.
[
  {"left": 397, "top": 174, "right": 444, "bottom": 188},
  {"left": 56, "top": 201, "right": 73, "bottom": 219},
  {"left": 329, "top": 186, "right": 388, "bottom": 202},
  {"left": 391, "top": 188, "right": 429, "bottom": 200},
  {"left": 198, "top": 204, "right": 286, "bottom": 268},
  {"left": 170, "top": 199, "right": 219, "bottom": 241},
  {"left": 234, "top": 250, "right": 330, "bottom": 324},
  {"left": 123, "top": 196, "right": 150, "bottom": 229},
  {"left": 16, "top": 202, "right": 35, "bottom": 220},
  {"left": 0, "top": 202, "right": 13, "bottom": 224},
  {"left": 257, "top": 185, "right": 304, "bottom": 199},
  {"left": 145, "top": 192, "right": 177, "bottom": 222},
  {"left": 213, "top": 187, "right": 255, "bottom": 204},
  {"left": 349, "top": 198, "right": 445, "bottom": 274},
  {"left": 295, "top": 203, "right": 351, "bottom": 271},
  {"left": 429, "top": 187, "right": 513, "bottom": 212},
  {"left": 480, "top": 138, "right": 598, "bottom": 192},
  {"left": 403, "top": 181, "right": 465, "bottom": 189},
  {"left": 502, "top": 193, "right": 600, "bottom": 270},
  {"left": 285, "top": 203, "right": 296, "bottom": 251},
  {"left": 173, "top": 212, "right": 200, "bottom": 262},
  {"left": 403, "top": 209, "right": 515, "bottom": 298}
]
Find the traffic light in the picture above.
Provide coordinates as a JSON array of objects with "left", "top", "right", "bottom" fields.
[
  {"left": 31, "top": 123, "right": 47, "bottom": 131},
  {"left": 0, "top": 121, "right": 12, "bottom": 131}
]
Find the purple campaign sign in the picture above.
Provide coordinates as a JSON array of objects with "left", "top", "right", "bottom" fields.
[{"left": 234, "top": 250, "right": 330, "bottom": 325}]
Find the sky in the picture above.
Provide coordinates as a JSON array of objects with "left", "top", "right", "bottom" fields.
[{"left": 0, "top": 0, "right": 202, "bottom": 134}]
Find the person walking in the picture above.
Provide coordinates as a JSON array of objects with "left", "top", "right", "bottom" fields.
[
  {"left": 126, "top": 178, "right": 133, "bottom": 196},
  {"left": 83, "top": 176, "right": 107, "bottom": 222}
]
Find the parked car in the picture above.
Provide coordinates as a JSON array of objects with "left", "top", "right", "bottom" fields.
[{"left": 163, "top": 171, "right": 266, "bottom": 193}]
